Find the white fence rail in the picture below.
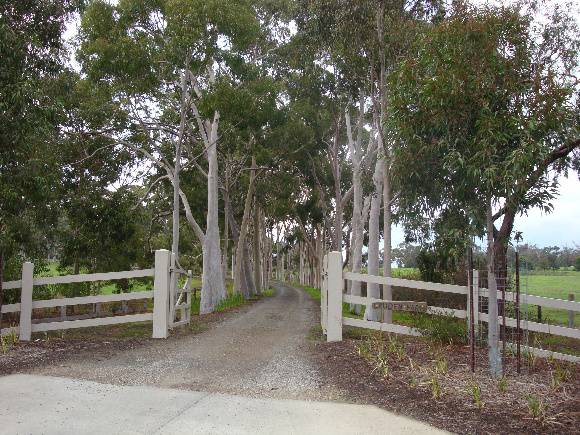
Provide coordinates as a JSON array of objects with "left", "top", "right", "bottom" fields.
[
  {"left": 321, "top": 251, "right": 580, "bottom": 363},
  {"left": 1, "top": 250, "right": 175, "bottom": 340}
]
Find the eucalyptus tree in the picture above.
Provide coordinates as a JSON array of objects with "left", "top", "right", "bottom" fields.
[
  {"left": 77, "top": 0, "right": 270, "bottom": 312},
  {"left": 297, "top": 0, "right": 444, "bottom": 320},
  {"left": 0, "top": 1, "right": 78, "bottom": 327},
  {"left": 388, "top": 2, "right": 579, "bottom": 375}
]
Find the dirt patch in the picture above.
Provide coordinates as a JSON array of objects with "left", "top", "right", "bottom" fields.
[
  {"left": 312, "top": 332, "right": 579, "bottom": 434},
  {"left": 2, "top": 284, "right": 334, "bottom": 401}
]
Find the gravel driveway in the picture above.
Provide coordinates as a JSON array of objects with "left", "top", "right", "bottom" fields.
[{"left": 30, "top": 282, "right": 339, "bottom": 401}]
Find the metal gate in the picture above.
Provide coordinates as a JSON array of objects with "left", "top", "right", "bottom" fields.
[{"left": 169, "top": 254, "right": 193, "bottom": 328}]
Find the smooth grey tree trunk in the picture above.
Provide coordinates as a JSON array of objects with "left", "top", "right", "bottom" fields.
[
  {"left": 252, "top": 201, "right": 262, "bottom": 294},
  {"left": 200, "top": 112, "right": 227, "bottom": 314},
  {"left": 346, "top": 97, "right": 366, "bottom": 314},
  {"left": 366, "top": 151, "right": 384, "bottom": 321},
  {"left": 233, "top": 158, "right": 256, "bottom": 298},
  {"left": 487, "top": 201, "right": 502, "bottom": 377},
  {"left": 382, "top": 164, "right": 393, "bottom": 323}
]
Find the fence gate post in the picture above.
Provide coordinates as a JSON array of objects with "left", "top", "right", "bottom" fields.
[
  {"left": 19, "top": 262, "right": 34, "bottom": 341},
  {"left": 326, "top": 251, "right": 343, "bottom": 342},
  {"left": 321, "top": 254, "right": 328, "bottom": 334},
  {"left": 152, "top": 249, "right": 171, "bottom": 338}
]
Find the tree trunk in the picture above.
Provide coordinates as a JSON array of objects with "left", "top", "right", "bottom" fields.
[
  {"left": 486, "top": 201, "right": 502, "bottom": 377},
  {"left": 225, "top": 194, "right": 247, "bottom": 297},
  {"left": 200, "top": 112, "right": 227, "bottom": 314},
  {"left": 0, "top": 249, "right": 4, "bottom": 334},
  {"left": 382, "top": 161, "right": 393, "bottom": 323},
  {"left": 346, "top": 98, "right": 365, "bottom": 314},
  {"left": 330, "top": 122, "right": 344, "bottom": 252},
  {"left": 366, "top": 154, "right": 384, "bottom": 321},
  {"left": 276, "top": 228, "right": 282, "bottom": 280},
  {"left": 252, "top": 200, "right": 262, "bottom": 294},
  {"left": 233, "top": 158, "right": 257, "bottom": 298},
  {"left": 299, "top": 242, "right": 305, "bottom": 285},
  {"left": 222, "top": 180, "right": 230, "bottom": 281}
]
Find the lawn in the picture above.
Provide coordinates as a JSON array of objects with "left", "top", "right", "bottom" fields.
[{"left": 521, "top": 270, "right": 579, "bottom": 326}]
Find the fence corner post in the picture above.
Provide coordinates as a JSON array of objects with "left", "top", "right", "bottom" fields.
[
  {"left": 152, "top": 249, "right": 171, "bottom": 338},
  {"left": 19, "top": 262, "right": 34, "bottom": 341},
  {"left": 326, "top": 251, "right": 343, "bottom": 342}
]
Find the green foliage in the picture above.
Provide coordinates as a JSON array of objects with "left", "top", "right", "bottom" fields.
[
  {"left": 498, "top": 376, "right": 508, "bottom": 393},
  {"left": 300, "top": 285, "right": 321, "bottom": 302},
  {"left": 416, "top": 247, "right": 458, "bottom": 284},
  {"left": 526, "top": 395, "right": 544, "bottom": 419},
  {"left": 387, "top": 334, "right": 406, "bottom": 361},
  {"left": 0, "top": 1, "right": 78, "bottom": 275},
  {"left": 550, "top": 363, "right": 571, "bottom": 389},
  {"left": 0, "top": 326, "right": 18, "bottom": 353},
  {"left": 470, "top": 381, "right": 484, "bottom": 409},
  {"left": 414, "top": 313, "right": 467, "bottom": 345},
  {"left": 434, "top": 354, "right": 448, "bottom": 375},
  {"left": 389, "top": 2, "right": 580, "bottom": 249},
  {"left": 215, "top": 293, "right": 247, "bottom": 312},
  {"left": 262, "top": 288, "right": 276, "bottom": 297},
  {"left": 429, "top": 375, "right": 442, "bottom": 400}
]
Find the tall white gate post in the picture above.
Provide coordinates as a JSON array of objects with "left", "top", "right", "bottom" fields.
[
  {"left": 321, "top": 254, "right": 328, "bottom": 334},
  {"left": 152, "top": 249, "right": 171, "bottom": 338},
  {"left": 326, "top": 251, "right": 343, "bottom": 342},
  {"left": 19, "top": 262, "right": 34, "bottom": 341}
]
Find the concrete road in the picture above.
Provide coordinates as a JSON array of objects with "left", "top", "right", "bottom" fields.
[{"left": 0, "top": 374, "right": 446, "bottom": 435}]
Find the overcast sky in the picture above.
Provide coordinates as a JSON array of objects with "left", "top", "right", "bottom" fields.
[{"left": 390, "top": 175, "right": 580, "bottom": 249}]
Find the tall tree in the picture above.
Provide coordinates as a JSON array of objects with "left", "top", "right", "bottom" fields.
[
  {"left": 388, "top": 2, "right": 580, "bottom": 375},
  {"left": 0, "top": 1, "right": 77, "bottom": 328}
]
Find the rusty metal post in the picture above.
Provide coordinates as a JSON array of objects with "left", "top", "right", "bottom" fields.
[
  {"left": 468, "top": 248, "right": 475, "bottom": 373},
  {"left": 515, "top": 251, "right": 521, "bottom": 374}
]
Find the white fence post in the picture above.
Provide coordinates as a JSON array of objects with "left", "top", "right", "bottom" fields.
[
  {"left": 19, "top": 262, "right": 34, "bottom": 341},
  {"left": 326, "top": 251, "right": 343, "bottom": 342},
  {"left": 321, "top": 254, "right": 328, "bottom": 334},
  {"left": 152, "top": 249, "right": 171, "bottom": 338}
]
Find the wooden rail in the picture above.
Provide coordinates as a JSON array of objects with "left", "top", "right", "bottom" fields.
[
  {"left": 323, "top": 251, "right": 580, "bottom": 363},
  {"left": 0, "top": 250, "right": 172, "bottom": 340}
]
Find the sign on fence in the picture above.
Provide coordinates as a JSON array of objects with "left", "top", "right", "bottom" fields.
[{"left": 371, "top": 301, "right": 428, "bottom": 313}]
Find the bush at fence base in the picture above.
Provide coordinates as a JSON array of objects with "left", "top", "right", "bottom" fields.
[{"left": 414, "top": 312, "right": 467, "bottom": 345}]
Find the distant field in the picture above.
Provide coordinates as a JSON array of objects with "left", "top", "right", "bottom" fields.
[
  {"left": 386, "top": 267, "right": 579, "bottom": 327},
  {"left": 521, "top": 271, "right": 579, "bottom": 326},
  {"left": 523, "top": 270, "right": 579, "bottom": 299}
]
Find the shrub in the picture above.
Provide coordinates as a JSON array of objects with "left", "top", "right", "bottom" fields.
[
  {"left": 526, "top": 395, "right": 544, "bottom": 419},
  {"left": 414, "top": 313, "right": 467, "bottom": 345}
]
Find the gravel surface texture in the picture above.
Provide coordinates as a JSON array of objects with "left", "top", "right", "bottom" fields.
[{"left": 28, "top": 282, "right": 342, "bottom": 401}]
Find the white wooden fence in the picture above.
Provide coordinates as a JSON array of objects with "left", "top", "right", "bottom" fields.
[
  {"left": 321, "top": 251, "right": 580, "bottom": 363},
  {"left": 0, "top": 250, "right": 180, "bottom": 340}
]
